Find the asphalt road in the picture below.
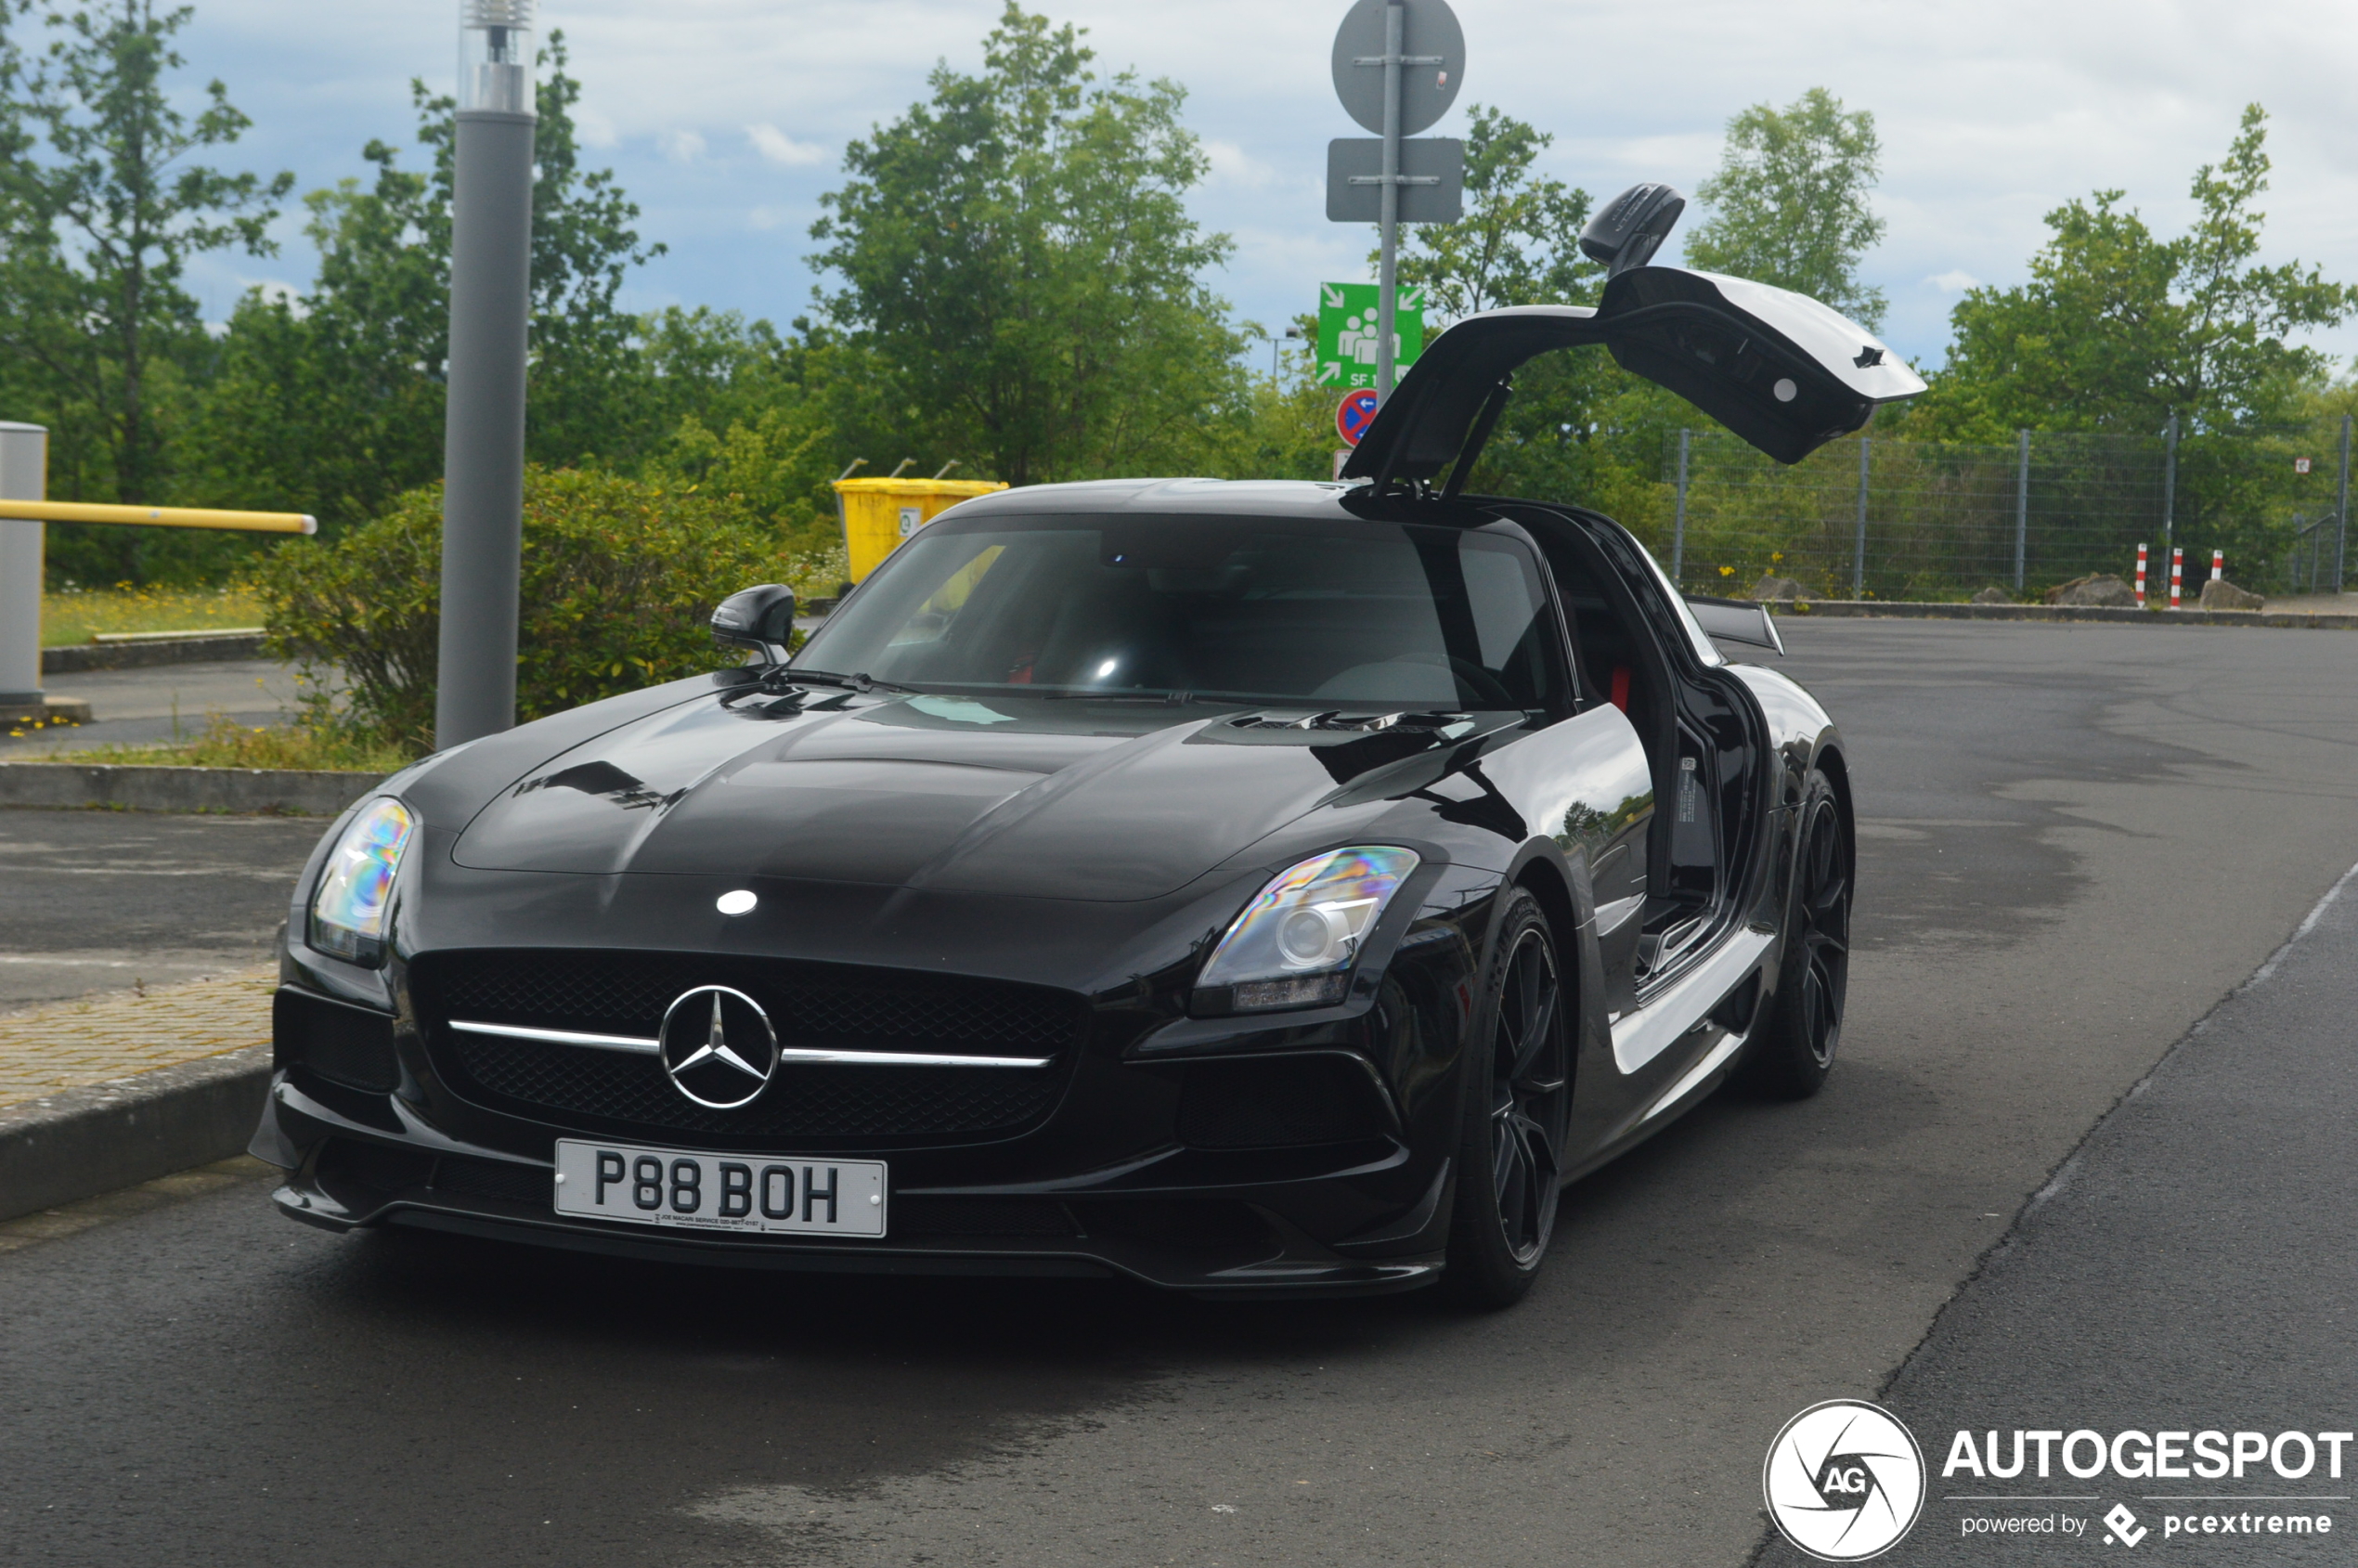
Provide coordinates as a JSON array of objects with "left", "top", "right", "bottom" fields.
[
  {"left": 1758, "top": 845, "right": 2358, "bottom": 1564},
  {"left": 0, "top": 810, "right": 321, "bottom": 1010},
  {"left": 5, "top": 619, "right": 2358, "bottom": 1567}
]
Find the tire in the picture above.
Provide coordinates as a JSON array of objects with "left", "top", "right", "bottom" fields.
[
  {"left": 1739, "top": 768, "right": 1851, "bottom": 1099},
  {"left": 1443, "top": 888, "right": 1573, "bottom": 1308}
]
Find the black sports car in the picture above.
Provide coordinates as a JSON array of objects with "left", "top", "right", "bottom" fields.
[{"left": 255, "top": 195, "right": 1924, "bottom": 1304}]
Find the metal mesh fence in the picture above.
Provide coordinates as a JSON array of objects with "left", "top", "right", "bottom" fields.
[{"left": 1647, "top": 420, "right": 2352, "bottom": 602}]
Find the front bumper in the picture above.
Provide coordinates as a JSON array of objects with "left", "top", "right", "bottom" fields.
[{"left": 255, "top": 1071, "right": 1452, "bottom": 1297}]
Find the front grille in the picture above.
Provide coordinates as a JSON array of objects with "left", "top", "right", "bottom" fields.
[
  {"left": 418, "top": 949, "right": 1076, "bottom": 1056},
  {"left": 410, "top": 950, "right": 1081, "bottom": 1142},
  {"left": 433, "top": 1155, "right": 553, "bottom": 1208},
  {"left": 316, "top": 1138, "right": 434, "bottom": 1193},
  {"left": 1073, "top": 1199, "right": 1274, "bottom": 1255},
  {"left": 894, "top": 1197, "right": 1079, "bottom": 1239},
  {"left": 449, "top": 1033, "right": 1063, "bottom": 1139},
  {"left": 1178, "top": 1056, "right": 1389, "bottom": 1149},
  {"left": 277, "top": 988, "right": 400, "bottom": 1093}
]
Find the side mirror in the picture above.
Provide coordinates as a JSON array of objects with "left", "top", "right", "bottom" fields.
[
  {"left": 711, "top": 584, "right": 797, "bottom": 664},
  {"left": 1579, "top": 183, "right": 1686, "bottom": 278}
]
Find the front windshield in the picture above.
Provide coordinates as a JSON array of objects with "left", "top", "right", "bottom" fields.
[{"left": 796, "top": 513, "right": 1569, "bottom": 709}]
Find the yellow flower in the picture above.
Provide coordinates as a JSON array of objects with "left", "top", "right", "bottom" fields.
[{"left": 1718, "top": 565, "right": 1734, "bottom": 577}]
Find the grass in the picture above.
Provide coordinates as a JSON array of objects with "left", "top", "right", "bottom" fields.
[
  {"left": 40, "top": 584, "right": 270, "bottom": 646},
  {"left": 45, "top": 713, "right": 419, "bottom": 774}
]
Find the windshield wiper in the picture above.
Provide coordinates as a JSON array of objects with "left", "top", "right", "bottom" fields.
[{"left": 771, "top": 667, "right": 913, "bottom": 695}]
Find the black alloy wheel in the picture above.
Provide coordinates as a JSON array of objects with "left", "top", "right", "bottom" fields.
[
  {"left": 1741, "top": 768, "right": 1852, "bottom": 1098},
  {"left": 1444, "top": 889, "right": 1572, "bottom": 1307}
]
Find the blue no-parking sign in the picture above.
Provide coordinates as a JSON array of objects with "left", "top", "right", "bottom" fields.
[{"left": 1336, "top": 388, "right": 1380, "bottom": 447}]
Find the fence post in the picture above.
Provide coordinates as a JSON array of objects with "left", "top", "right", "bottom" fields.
[
  {"left": 1852, "top": 436, "right": 1871, "bottom": 598},
  {"left": 1672, "top": 429, "right": 1690, "bottom": 583},
  {"left": 2014, "top": 429, "right": 2030, "bottom": 591},
  {"left": 2162, "top": 413, "right": 2178, "bottom": 556},
  {"left": 2337, "top": 413, "right": 2351, "bottom": 595}
]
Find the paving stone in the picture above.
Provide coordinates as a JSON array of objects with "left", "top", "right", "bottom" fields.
[{"left": 0, "top": 967, "right": 274, "bottom": 1110}]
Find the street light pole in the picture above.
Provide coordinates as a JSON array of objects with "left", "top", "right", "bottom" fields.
[{"left": 435, "top": 0, "right": 538, "bottom": 749}]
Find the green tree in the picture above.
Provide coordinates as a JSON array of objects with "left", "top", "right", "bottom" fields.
[
  {"left": 810, "top": 4, "right": 1246, "bottom": 486},
  {"left": 1683, "top": 87, "right": 1885, "bottom": 327},
  {"left": 0, "top": 0, "right": 291, "bottom": 579},
  {"left": 1388, "top": 105, "right": 1594, "bottom": 323},
  {"left": 180, "top": 31, "right": 666, "bottom": 533},
  {"left": 253, "top": 467, "right": 778, "bottom": 753},
  {"left": 1924, "top": 105, "right": 2355, "bottom": 439}
]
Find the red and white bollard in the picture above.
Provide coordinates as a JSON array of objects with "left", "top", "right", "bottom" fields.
[
  {"left": 2170, "top": 547, "right": 2183, "bottom": 609},
  {"left": 2210, "top": 549, "right": 2224, "bottom": 581},
  {"left": 2135, "top": 542, "right": 2148, "bottom": 605}
]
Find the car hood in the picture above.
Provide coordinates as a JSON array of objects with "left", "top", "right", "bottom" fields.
[{"left": 448, "top": 691, "right": 1461, "bottom": 902}]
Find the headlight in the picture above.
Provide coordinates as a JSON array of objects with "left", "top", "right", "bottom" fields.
[
  {"left": 1196, "top": 847, "right": 1420, "bottom": 1013},
  {"left": 309, "top": 797, "right": 417, "bottom": 965}
]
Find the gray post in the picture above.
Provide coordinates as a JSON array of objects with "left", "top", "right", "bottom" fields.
[
  {"left": 1373, "top": 0, "right": 1404, "bottom": 403},
  {"left": 2161, "top": 412, "right": 2178, "bottom": 556},
  {"left": 1672, "top": 428, "right": 1691, "bottom": 583},
  {"left": 0, "top": 423, "right": 46, "bottom": 710},
  {"left": 435, "top": 0, "right": 538, "bottom": 750},
  {"left": 2014, "top": 429, "right": 2030, "bottom": 591},
  {"left": 1852, "top": 436, "right": 1871, "bottom": 598},
  {"left": 2336, "top": 413, "right": 2351, "bottom": 596}
]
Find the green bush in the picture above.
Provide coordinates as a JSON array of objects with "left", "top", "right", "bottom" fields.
[{"left": 250, "top": 467, "right": 784, "bottom": 753}]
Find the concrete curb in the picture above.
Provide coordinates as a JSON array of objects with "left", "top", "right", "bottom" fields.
[
  {"left": 0, "top": 762, "right": 385, "bottom": 815},
  {"left": 1768, "top": 600, "right": 2358, "bottom": 630},
  {"left": 0, "top": 1044, "right": 272, "bottom": 1223},
  {"left": 40, "top": 632, "right": 268, "bottom": 673}
]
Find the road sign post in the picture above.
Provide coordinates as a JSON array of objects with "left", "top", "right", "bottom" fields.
[{"left": 1328, "top": 0, "right": 1462, "bottom": 405}]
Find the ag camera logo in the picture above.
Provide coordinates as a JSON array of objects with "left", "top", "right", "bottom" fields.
[{"left": 1765, "top": 1400, "right": 1927, "bottom": 1562}]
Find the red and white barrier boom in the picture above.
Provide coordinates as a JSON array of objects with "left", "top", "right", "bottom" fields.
[
  {"left": 2170, "top": 547, "right": 2184, "bottom": 609},
  {"left": 2135, "top": 542, "right": 2148, "bottom": 605}
]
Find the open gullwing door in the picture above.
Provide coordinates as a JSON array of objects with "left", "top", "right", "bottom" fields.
[{"left": 1341, "top": 265, "right": 1928, "bottom": 487}]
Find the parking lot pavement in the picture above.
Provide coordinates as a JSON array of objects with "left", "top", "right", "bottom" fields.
[
  {"left": 3, "top": 658, "right": 309, "bottom": 756},
  {"left": 1762, "top": 861, "right": 2358, "bottom": 1566},
  {"left": 2, "top": 620, "right": 2357, "bottom": 1567},
  {"left": 0, "top": 809, "right": 319, "bottom": 1011}
]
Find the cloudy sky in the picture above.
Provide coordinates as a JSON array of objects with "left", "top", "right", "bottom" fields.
[{"left": 146, "top": 0, "right": 2358, "bottom": 369}]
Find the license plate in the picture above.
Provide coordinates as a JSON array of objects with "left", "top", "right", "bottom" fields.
[{"left": 552, "top": 1140, "right": 887, "bottom": 1238}]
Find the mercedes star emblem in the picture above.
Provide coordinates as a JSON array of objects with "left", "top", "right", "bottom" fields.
[{"left": 657, "top": 985, "right": 779, "bottom": 1109}]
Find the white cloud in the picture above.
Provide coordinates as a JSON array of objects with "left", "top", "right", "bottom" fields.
[
  {"left": 660, "top": 129, "right": 707, "bottom": 163},
  {"left": 164, "top": 0, "right": 2358, "bottom": 365},
  {"left": 574, "top": 108, "right": 619, "bottom": 149},
  {"left": 1926, "top": 269, "right": 1983, "bottom": 293},
  {"left": 748, "top": 206, "right": 793, "bottom": 232},
  {"left": 1203, "top": 139, "right": 1277, "bottom": 189},
  {"left": 746, "top": 124, "right": 827, "bottom": 167}
]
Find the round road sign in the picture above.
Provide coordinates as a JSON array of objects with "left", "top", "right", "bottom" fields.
[
  {"left": 1331, "top": 0, "right": 1465, "bottom": 137},
  {"left": 1336, "top": 388, "right": 1381, "bottom": 447}
]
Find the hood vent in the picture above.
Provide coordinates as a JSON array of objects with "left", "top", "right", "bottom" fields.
[{"left": 1229, "top": 710, "right": 1477, "bottom": 737}]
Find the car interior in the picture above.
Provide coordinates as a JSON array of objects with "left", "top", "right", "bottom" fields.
[
  {"left": 1499, "top": 504, "right": 1763, "bottom": 991},
  {"left": 812, "top": 518, "right": 1572, "bottom": 713}
]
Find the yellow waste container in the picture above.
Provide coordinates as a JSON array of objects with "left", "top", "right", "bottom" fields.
[{"left": 832, "top": 477, "right": 1009, "bottom": 585}]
